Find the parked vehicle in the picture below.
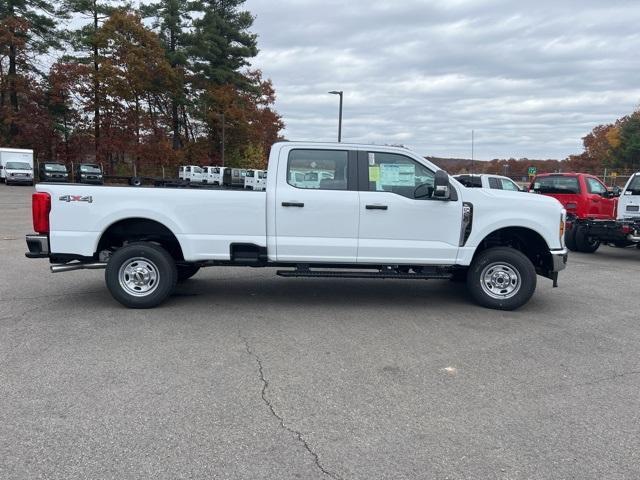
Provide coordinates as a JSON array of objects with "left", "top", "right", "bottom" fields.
[
  {"left": 244, "top": 169, "right": 267, "bottom": 190},
  {"left": 529, "top": 172, "right": 636, "bottom": 253},
  {"left": 39, "top": 162, "right": 69, "bottom": 182},
  {"left": 75, "top": 164, "right": 104, "bottom": 185},
  {"left": 202, "top": 166, "right": 226, "bottom": 185},
  {"left": 3, "top": 161, "right": 34, "bottom": 185},
  {"left": 617, "top": 172, "right": 640, "bottom": 221},
  {"left": 454, "top": 174, "right": 523, "bottom": 192},
  {"left": 179, "top": 166, "right": 204, "bottom": 183},
  {"left": 223, "top": 168, "right": 247, "bottom": 187},
  {"left": 0, "top": 148, "right": 33, "bottom": 184},
  {"left": 25, "top": 142, "right": 567, "bottom": 311}
]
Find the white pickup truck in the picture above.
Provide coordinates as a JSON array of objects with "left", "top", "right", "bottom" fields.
[{"left": 25, "top": 142, "right": 568, "bottom": 310}]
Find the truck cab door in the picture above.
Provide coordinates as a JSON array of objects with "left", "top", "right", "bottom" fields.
[
  {"left": 585, "top": 176, "right": 615, "bottom": 219},
  {"left": 356, "top": 151, "right": 461, "bottom": 264},
  {"left": 275, "top": 148, "right": 359, "bottom": 263}
]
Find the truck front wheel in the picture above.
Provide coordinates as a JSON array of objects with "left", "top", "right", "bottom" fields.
[
  {"left": 105, "top": 242, "right": 177, "bottom": 308},
  {"left": 467, "top": 247, "right": 537, "bottom": 311}
]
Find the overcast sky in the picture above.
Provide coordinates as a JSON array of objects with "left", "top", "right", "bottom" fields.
[{"left": 245, "top": 0, "right": 640, "bottom": 159}]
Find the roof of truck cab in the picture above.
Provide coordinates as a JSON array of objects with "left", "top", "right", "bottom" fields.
[{"left": 273, "top": 141, "right": 411, "bottom": 151}]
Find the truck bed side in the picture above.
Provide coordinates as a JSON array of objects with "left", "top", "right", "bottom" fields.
[{"left": 37, "top": 184, "right": 267, "bottom": 261}]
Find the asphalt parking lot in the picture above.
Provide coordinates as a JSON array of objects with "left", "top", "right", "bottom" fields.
[{"left": 1, "top": 184, "right": 639, "bottom": 480}]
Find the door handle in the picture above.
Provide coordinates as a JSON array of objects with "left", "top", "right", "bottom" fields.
[
  {"left": 282, "top": 202, "right": 305, "bottom": 208},
  {"left": 366, "top": 204, "right": 388, "bottom": 210}
]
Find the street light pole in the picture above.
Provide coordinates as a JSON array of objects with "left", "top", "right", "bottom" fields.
[{"left": 329, "top": 91, "right": 343, "bottom": 142}]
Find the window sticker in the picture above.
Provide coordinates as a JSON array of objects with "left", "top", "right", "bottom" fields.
[
  {"left": 369, "top": 166, "right": 380, "bottom": 182},
  {"left": 380, "top": 164, "right": 415, "bottom": 186},
  {"left": 368, "top": 153, "right": 376, "bottom": 165},
  {"left": 380, "top": 164, "right": 400, "bottom": 184}
]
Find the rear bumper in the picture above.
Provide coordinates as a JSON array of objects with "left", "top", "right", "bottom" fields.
[
  {"left": 550, "top": 248, "right": 568, "bottom": 273},
  {"left": 25, "top": 234, "right": 50, "bottom": 259}
]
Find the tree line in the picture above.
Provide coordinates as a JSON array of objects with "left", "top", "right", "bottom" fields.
[
  {"left": 0, "top": 0, "right": 283, "bottom": 175},
  {"left": 435, "top": 107, "right": 640, "bottom": 180}
]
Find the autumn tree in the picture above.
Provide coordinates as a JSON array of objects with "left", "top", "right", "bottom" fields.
[
  {"left": 94, "top": 11, "right": 179, "bottom": 171},
  {"left": 0, "top": 0, "right": 63, "bottom": 139}
]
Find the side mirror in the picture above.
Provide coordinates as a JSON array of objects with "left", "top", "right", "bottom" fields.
[{"left": 433, "top": 170, "right": 451, "bottom": 200}]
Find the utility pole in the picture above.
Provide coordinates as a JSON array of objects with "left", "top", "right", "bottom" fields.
[
  {"left": 220, "top": 113, "right": 226, "bottom": 167},
  {"left": 471, "top": 130, "right": 475, "bottom": 173}
]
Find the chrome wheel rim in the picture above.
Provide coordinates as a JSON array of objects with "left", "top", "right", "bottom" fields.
[
  {"left": 118, "top": 257, "right": 160, "bottom": 297},
  {"left": 480, "top": 262, "right": 521, "bottom": 300}
]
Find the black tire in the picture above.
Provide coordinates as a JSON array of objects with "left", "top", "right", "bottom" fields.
[
  {"left": 574, "top": 226, "right": 600, "bottom": 253},
  {"left": 105, "top": 242, "right": 177, "bottom": 308},
  {"left": 177, "top": 265, "right": 200, "bottom": 282},
  {"left": 129, "top": 176, "right": 143, "bottom": 187},
  {"left": 564, "top": 227, "right": 578, "bottom": 252},
  {"left": 467, "top": 247, "right": 537, "bottom": 311}
]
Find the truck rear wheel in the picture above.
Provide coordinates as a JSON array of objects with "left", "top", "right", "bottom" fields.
[
  {"left": 467, "top": 247, "right": 537, "bottom": 311},
  {"left": 574, "top": 226, "right": 600, "bottom": 253},
  {"left": 564, "top": 227, "right": 578, "bottom": 252},
  {"left": 105, "top": 242, "right": 177, "bottom": 308}
]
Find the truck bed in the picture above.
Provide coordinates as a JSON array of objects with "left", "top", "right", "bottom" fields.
[{"left": 36, "top": 183, "right": 267, "bottom": 261}]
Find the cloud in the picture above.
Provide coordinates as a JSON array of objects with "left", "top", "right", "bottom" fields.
[{"left": 246, "top": 0, "right": 640, "bottom": 159}]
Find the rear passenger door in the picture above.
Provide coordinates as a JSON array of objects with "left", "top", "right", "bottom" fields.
[{"left": 275, "top": 148, "right": 360, "bottom": 263}]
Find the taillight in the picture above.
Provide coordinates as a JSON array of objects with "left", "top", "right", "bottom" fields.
[{"left": 32, "top": 192, "right": 51, "bottom": 234}]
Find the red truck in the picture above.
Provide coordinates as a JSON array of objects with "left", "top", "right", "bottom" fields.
[{"left": 529, "top": 173, "right": 621, "bottom": 253}]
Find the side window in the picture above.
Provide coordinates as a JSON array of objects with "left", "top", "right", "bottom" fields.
[
  {"left": 367, "top": 152, "right": 434, "bottom": 200},
  {"left": 488, "top": 177, "right": 502, "bottom": 189},
  {"left": 501, "top": 179, "right": 520, "bottom": 191},
  {"left": 586, "top": 178, "right": 607, "bottom": 195},
  {"left": 288, "top": 149, "right": 349, "bottom": 190}
]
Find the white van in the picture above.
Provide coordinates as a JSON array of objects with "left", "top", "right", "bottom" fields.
[
  {"left": 178, "top": 165, "right": 204, "bottom": 183},
  {"left": 202, "top": 166, "right": 225, "bottom": 185},
  {"left": 244, "top": 169, "right": 268, "bottom": 190},
  {"left": 0, "top": 148, "right": 34, "bottom": 184}
]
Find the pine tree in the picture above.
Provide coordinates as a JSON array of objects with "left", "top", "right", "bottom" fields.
[
  {"left": 0, "top": 1, "right": 62, "bottom": 119},
  {"left": 62, "top": 0, "right": 122, "bottom": 161},
  {"left": 140, "top": 0, "right": 193, "bottom": 149},
  {"left": 189, "top": 0, "right": 258, "bottom": 90}
]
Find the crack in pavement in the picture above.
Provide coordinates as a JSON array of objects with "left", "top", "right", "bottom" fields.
[{"left": 240, "top": 335, "right": 343, "bottom": 480}]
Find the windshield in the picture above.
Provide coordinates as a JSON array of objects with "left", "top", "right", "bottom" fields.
[
  {"left": 80, "top": 165, "right": 101, "bottom": 173},
  {"left": 6, "top": 162, "right": 31, "bottom": 170},
  {"left": 532, "top": 176, "right": 580, "bottom": 194},
  {"left": 44, "top": 164, "right": 67, "bottom": 172},
  {"left": 626, "top": 175, "right": 640, "bottom": 195}
]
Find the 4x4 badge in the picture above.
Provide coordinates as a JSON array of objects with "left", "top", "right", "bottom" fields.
[{"left": 59, "top": 195, "right": 93, "bottom": 203}]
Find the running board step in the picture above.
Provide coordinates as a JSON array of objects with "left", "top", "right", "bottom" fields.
[{"left": 276, "top": 269, "right": 453, "bottom": 280}]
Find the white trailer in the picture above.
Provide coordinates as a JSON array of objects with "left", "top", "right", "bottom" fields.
[{"left": 0, "top": 148, "right": 34, "bottom": 184}]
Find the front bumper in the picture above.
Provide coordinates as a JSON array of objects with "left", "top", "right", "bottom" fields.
[
  {"left": 7, "top": 176, "right": 33, "bottom": 184},
  {"left": 550, "top": 248, "right": 568, "bottom": 273},
  {"left": 25, "top": 234, "right": 50, "bottom": 259}
]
